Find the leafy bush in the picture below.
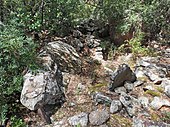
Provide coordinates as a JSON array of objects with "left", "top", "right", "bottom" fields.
[
  {"left": 0, "top": 24, "right": 37, "bottom": 96},
  {"left": 4, "top": 0, "right": 94, "bottom": 35},
  {"left": 0, "top": 22, "right": 37, "bottom": 125},
  {"left": 94, "top": 0, "right": 170, "bottom": 41},
  {"left": 10, "top": 116, "right": 26, "bottom": 127}
]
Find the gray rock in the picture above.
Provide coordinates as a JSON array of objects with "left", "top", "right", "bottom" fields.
[
  {"left": 46, "top": 41, "right": 82, "bottom": 74},
  {"left": 136, "top": 58, "right": 151, "bottom": 67},
  {"left": 99, "top": 124, "right": 109, "bottom": 127},
  {"left": 37, "top": 51, "right": 54, "bottom": 71},
  {"left": 72, "top": 30, "right": 82, "bottom": 38},
  {"left": 95, "top": 47, "right": 103, "bottom": 52},
  {"left": 86, "top": 35, "right": 100, "bottom": 48},
  {"left": 161, "top": 79, "right": 170, "bottom": 89},
  {"left": 73, "top": 38, "right": 84, "bottom": 52},
  {"left": 62, "top": 72, "right": 71, "bottom": 87},
  {"left": 133, "top": 80, "right": 144, "bottom": 87},
  {"left": 150, "top": 97, "right": 170, "bottom": 110},
  {"left": 138, "top": 96, "right": 149, "bottom": 108},
  {"left": 93, "top": 92, "right": 112, "bottom": 105},
  {"left": 164, "top": 48, "right": 170, "bottom": 58},
  {"left": 53, "top": 118, "right": 68, "bottom": 127},
  {"left": 144, "top": 65, "right": 167, "bottom": 84},
  {"left": 110, "top": 100, "right": 122, "bottom": 113},
  {"left": 20, "top": 68, "right": 65, "bottom": 111},
  {"left": 133, "top": 118, "right": 145, "bottom": 127},
  {"left": 114, "top": 86, "right": 127, "bottom": 94},
  {"left": 164, "top": 85, "right": 170, "bottom": 97},
  {"left": 119, "top": 93, "right": 139, "bottom": 117},
  {"left": 68, "top": 112, "right": 88, "bottom": 127},
  {"left": 143, "top": 85, "right": 155, "bottom": 91},
  {"left": 109, "top": 64, "right": 136, "bottom": 91},
  {"left": 89, "top": 110, "right": 110, "bottom": 126},
  {"left": 77, "top": 83, "right": 86, "bottom": 91},
  {"left": 134, "top": 66, "right": 146, "bottom": 79},
  {"left": 124, "top": 82, "right": 134, "bottom": 92},
  {"left": 136, "top": 57, "right": 159, "bottom": 67}
]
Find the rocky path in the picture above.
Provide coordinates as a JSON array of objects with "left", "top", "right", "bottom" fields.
[{"left": 19, "top": 24, "right": 170, "bottom": 127}]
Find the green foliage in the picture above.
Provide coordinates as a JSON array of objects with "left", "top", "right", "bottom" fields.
[
  {"left": 0, "top": 104, "right": 8, "bottom": 126},
  {"left": 3, "top": 0, "right": 94, "bottom": 35},
  {"left": 94, "top": 0, "right": 170, "bottom": 40},
  {"left": 117, "top": 32, "right": 154, "bottom": 57},
  {"left": 128, "top": 33, "right": 151, "bottom": 57},
  {"left": 10, "top": 116, "right": 26, "bottom": 127},
  {"left": 161, "top": 111, "right": 170, "bottom": 123},
  {"left": 0, "top": 21, "right": 38, "bottom": 125},
  {"left": 0, "top": 24, "right": 37, "bottom": 96},
  {"left": 76, "top": 123, "right": 81, "bottom": 127}
]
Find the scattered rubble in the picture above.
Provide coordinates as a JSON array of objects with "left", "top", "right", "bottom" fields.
[{"left": 20, "top": 24, "right": 170, "bottom": 126}]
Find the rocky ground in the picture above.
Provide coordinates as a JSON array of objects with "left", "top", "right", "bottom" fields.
[{"left": 19, "top": 21, "right": 170, "bottom": 127}]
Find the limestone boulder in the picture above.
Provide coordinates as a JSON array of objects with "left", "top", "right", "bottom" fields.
[
  {"left": 20, "top": 67, "right": 65, "bottom": 111},
  {"left": 46, "top": 41, "right": 82, "bottom": 74}
]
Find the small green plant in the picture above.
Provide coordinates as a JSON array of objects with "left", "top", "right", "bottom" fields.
[
  {"left": 161, "top": 111, "right": 170, "bottom": 123},
  {"left": 76, "top": 123, "right": 81, "bottom": 127},
  {"left": 10, "top": 116, "right": 26, "bottom": 127},
  {"left": 128, "top": 32, "right": 151, "bottom": 57},
  {"left": 0, "top": 104, "right": 8, "bottom": 126}
]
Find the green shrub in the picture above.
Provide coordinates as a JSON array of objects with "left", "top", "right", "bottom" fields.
[
  {"left": 0, "top": 24, "right": 37, "bottom": 96},
  {"left": 0, "top": 22, "right": 38, "bottom": 125},
  {"left": 10, "top": 116, "right": 26, "bottom": 127}
]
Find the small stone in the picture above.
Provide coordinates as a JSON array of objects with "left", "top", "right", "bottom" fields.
[
  {"left": 119, "top": 93, "right": 139, "bottom": 117},
  {"left": 93, "top": 92, "right": 112, "bottom": 105},
  {"left": 53, "top": 118, "right": 68, "bottom": 127},
  {"left": 72, "top": 30, "right": 82, "bottom": 38},
  {"left": 136, "top": 57, "right": 151, "bottom": 67},
  {"left": 133, "top": 80, "right": 144, "bottom": 87},
  {"left": 99, "top": 124, "right": 109, "bottom": 127},
  {"left": 95, "top": 47, "right": 103, "bottom": 52},
  {"left": 164, "top": 85, "right": 170, "bottom": 98},
  {"left": 132, "top": 118, "right": 145, "bottom": 127},
  {"left": 68, "top": 112, "right": 88, "bottom": 127},
  {"left": 134, "top": 67, "right": 146, "bottom": 79},
  {"left": 69, "top": 102, "right": 76, "bottom": 107},
  {"left": 114, "top": 86, "right": 127, "bottom": 94},
  {"left": 150, "top": 97, "right": 170, "bottom": 110},
  {"left": 110, "top": 100, "right": 122, "bottom": 113},
  {"left": 124, "top": 82, "right": 134, "bottom": 92},
  {"left": 138, "top": 96, "right": 149, "bottom": 108},
  {"left": 161, "top": 79, "right": 170, "bottom": 89},
  {"left": 143, "top": 85, "right": 154, "bottom": 91},
  {"left": 77, "top": 83, "right": 86, "bottom": 91},
  {"left": 144, "top": 65, "right": 166, "bottom": 84},
  {"left": 89, "top": 110, "right": 110, "bottom": 126}
]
